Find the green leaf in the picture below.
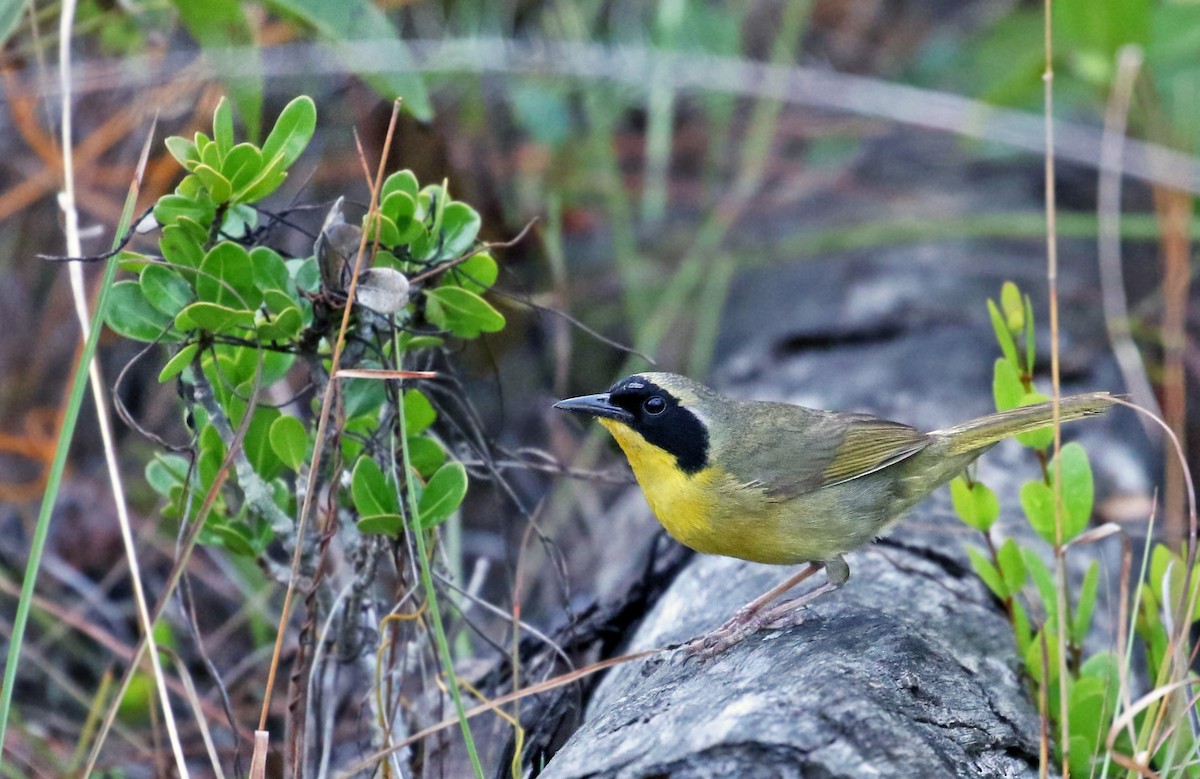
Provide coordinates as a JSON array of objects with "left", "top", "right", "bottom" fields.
[
  {"left": 997, "top": 538, "right": 1027, "bottom": 594},
  {"left": 164, "top": 135, "right": 200, "bottom": 170},
  {"left": 243, "top": 407, "right": 283, "bottom": 480},
  {"left": 1023, "top": 627, "right": 1060, "bottom": 686},
  {"left": 145, "top": 453, "right": 190, "bottom": 496},
  {"left": 411, "top": 185, "right": 446, "bottom": 260},
  {"left": 363, "top": 212, "right": 401, "bottom": 247},
  {"left": 408, "top": 436, "right": 445, "bottom": 479},
  {"left": 341, "top": 376, "right": 386, "bottom": 419},
  {"left": 397, "top": 334, "right": 444, "bottom": 352},
  {"left": 1080, "top": 651, "right": 1120, "bottom": 717},
  {"left": 417, "top": 462, "right": 468, "bottom": 529},
  {"left": 351, "top": 456, "right": 399, "bottom": 517},
  {"left": 222, "top": 143, "right": 264, "bottom": 195},
  {"left": 262, "top": 288, "right": 299, "bottom": 316},
  {"left": 106, "top": 281, "right": 177, "bottom": 342},
  {"left": 992, "top": 357, "right": 1024, "bottom": 413},
  {"left": 1020, "top": 480, "right": 1057, "bottom": 546},
  {"left": 1146, "top": 544, "right": 1200, "bottom": 621},
  {"left": 999, "top": 281, "right": 1024, "bottom": 334},
  {"left": 1051, "top": 442, "right": 1093, "bottom": 541},
  {"left": 160, "top": 223, "right": 204, "bottom": 270},
  {"left": 197, "top": 242, "right": 261, "bottom": 309},
  {"left": 175, "top": 302, "right": 256, "bottom": 334},
  {"left": 207, "top": 344, "right": 250, "bottom": 388},
  {"left": 1014, "top": 392, "right": 1055, "bottom": 451},
  {"left": 1067, "top": 675, "right": 1108, "bottom": 772},
  {"left": 212, "top": 97, "right": 234, "bottom": 159},
  {"left": 117, "top": 251, "right": 155, "bottom": 273},
  {"left": 200, "top": 139, "right": 222, "bottom": 171},
  {"left": 380, "top": 191, "right": 420, "bottom": 242},
  {"left": 177, "top": 173, "right": 204, "bottom": 200},
  {"left": 197, "top": 424, "right": 226, "bottom": 491},
  {"left": 1021, "top": 548, "right": 1058, "bottom": 624},
  {"left": 1067, "top": 734, "right": 1094, "bottom": 779},
  {"left": 176, "top": 215, "right": 209, "bottom": 245},
  {"left": 287, "top": 257, "right": 321, "bottom": 294},
  {"left": 1056, "top": 0, "right": 1149, "bottom": 62},
  {"left": 261, "top": 95, "right": 316, "bottom": 172},
  {"left": 158, "top": 342, "right": 199, "bottom": 383},
  {"left": 1073, "top": 560, "right": 1100, "bottom": 645},
  {"left": 967, "top": 546, "right": 1008, "bottom": 599},
  {"left": 424, "top": 286, "right": 505, "bottom": 338},
  {"left": 403, "top": 389, "right": 436, "bottom": 435},
  {"left": 381, "top": 169, "right": 419, "bottom": 201},
  {"left": 140, "top": 263, "right": 195, "bottom": 317},
  {"left": 949, "top": 476, "right": 999, "bottom": 532},
  {"left": 438, "top": 202, "right": 481, "bottom": 258},
  {"left": 251, "top": 247, "right": 292, "bottom": 295},
  {"left": 234, "top": 163, "right": 287, "bottom": 204},
  {"left": 203, "top": 520, "right": 259, "bottom": 558},
  {"left": 444, "top": 252, "right": 498, "bottom": 294},
  {"left": 357, "top": 513, "right": 405, "bottom": 536},
  {"left": 988, "top": 299, "right": 1019, "bottom": 368},
  {"left": 255, "top": 305, "right": 303, "bottom": 342},
  {"left": 154, "top": 194, "right": 217, "bottom": 229},
  {"left": 1149, "top": 544, "right": 1174, "bottom": 602},
  {"left": 268, "top": 415, "right": 309, "bottom": 471}
]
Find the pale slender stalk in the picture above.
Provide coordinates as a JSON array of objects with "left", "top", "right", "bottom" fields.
[
  {"left": 1097, "top": 48, "right": 1158, "bottom": 436},
  {"left": 57, "top": 6, "right": 188, "bottom": 768},
  {"left": 1040, "top": 2, "right": 1070, "bottom": 775},
  {"left": 0, "top": 8, "right": 177, "bottom": 773}
]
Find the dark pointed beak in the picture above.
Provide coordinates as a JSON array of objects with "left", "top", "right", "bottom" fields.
[{"left": 553, "top": 393, "right": 635, "bottom": 424}]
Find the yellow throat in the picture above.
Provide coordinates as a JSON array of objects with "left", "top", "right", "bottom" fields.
[{"left": 598, "top": 418, "right": 721, "bottom": 553}]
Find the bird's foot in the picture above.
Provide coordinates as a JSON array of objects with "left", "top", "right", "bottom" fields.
[{"left": 682, "top": 608, "right": 789, "bottom": 661}]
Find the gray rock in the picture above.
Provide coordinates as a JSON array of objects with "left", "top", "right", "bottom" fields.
[{"left": 542, "top": 538, "right": 1043, "bottom": 779}]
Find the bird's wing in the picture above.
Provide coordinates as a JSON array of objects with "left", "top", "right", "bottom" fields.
[
  {"left": 816, "top": 415, "right": 931, "bottom": 487},
  {"left": 722, "top": 404, "right": 931, "bottom": 500}
]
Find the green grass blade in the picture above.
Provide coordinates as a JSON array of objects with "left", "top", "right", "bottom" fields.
[
  {"left": 392, "top": 335, "right": 484, "bottom": 777},
  {"left": 0, "top": 140, "right": 146, "bottom": 767}
]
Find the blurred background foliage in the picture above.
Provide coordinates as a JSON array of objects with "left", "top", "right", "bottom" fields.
[{"left": 1, "top": 0, "right": 1198, "bottom": 774}]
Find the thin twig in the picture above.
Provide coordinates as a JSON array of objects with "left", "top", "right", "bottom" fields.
[
  {"left": 37, "top": 205, "right": 154, "bottom": 261},
  {"left": 407, "top": 217, "right": 538, "bottom": 285},
  {"left": 487, "top": 284, "right": 657, "bottom": 363}
]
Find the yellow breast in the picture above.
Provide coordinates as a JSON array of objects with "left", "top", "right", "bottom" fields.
[{"left": 599, "top": 419, "right": 722, "bottom": 550}]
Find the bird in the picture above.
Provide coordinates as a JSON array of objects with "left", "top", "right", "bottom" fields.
[{"left": 554, "top": 372, "right": 1115, "bottom": 656}]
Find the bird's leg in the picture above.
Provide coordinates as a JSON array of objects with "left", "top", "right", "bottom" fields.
[
  {"left": 685, "top": 559, "right": 834, "bottom": 658},
  {"left": 758, "top": 555, "right": 850, "bottom": 630}
]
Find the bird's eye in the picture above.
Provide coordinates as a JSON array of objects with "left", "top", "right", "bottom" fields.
[{"left": 643, "top": 395, "right": 666, "bottom": 415}]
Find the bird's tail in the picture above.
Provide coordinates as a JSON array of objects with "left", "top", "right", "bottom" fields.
[{"left": 932, "top": 392, "right": 1117, "bottom": 456}]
